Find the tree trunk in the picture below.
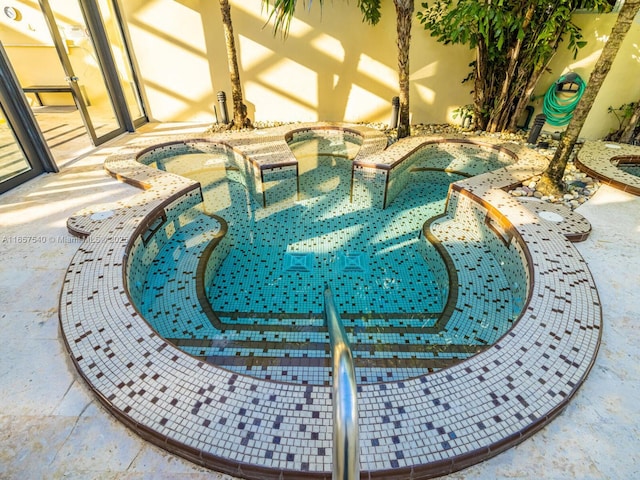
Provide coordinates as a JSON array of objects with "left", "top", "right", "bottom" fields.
[
  {"left": 507, "top": 17, "right": 569, "bottom": 132},
  {"left": 486, "top": 4, "right": 536, "bottom": 133},
  {"left": 219, "top": 0, "right": 251, "bottom": 128},
  {"left": 538, "top": 0, "right": 640, "bottom": 196},
  {"left": 507, "top": 64, "right": 545, "bottom": 132},
  {"left": 394, "top": 0, "right": 414, "bottom": 139},
  {"left": 620, "top": 100, "right": 640, "bottom": 143},
  {"left": 491, "top": 91, "right": 518, "bottom": 132},
  {"left": 473, "top": 41, "right": 489, "bottom": 130}
]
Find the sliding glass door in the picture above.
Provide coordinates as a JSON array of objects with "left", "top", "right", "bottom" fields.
[
  {"left": 0, "top": 105, "right": 39, "bottom": 186},
  {"left": 40, "top": 0, "right": 125, "bottom": 145},
  {"left": 93, "top": 0, "right": 146, "bottom": 127},
  {"left": 0, "top": 44, "right": 54, "bottom": 195},
  {"left": 0, "top": 0, "right": 146, "bottom": 192}
]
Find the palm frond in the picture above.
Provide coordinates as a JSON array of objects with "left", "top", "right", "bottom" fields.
[{"left": 262, "top": 0, "right": 324, "bottom": 36}]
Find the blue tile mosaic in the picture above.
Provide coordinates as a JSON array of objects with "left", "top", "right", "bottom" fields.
[{"left": 132, "top": 133, "right": 527, "bottom": 385}]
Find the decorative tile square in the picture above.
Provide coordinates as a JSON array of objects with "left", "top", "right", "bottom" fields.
[
  {"left": 337, "top": 251, "right": 368, "bottom": 274},
  {"left": 283, "top": 252, "right": 315, "bottom": 273}
]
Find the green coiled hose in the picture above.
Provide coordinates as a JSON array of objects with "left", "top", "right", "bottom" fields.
[{"left": 543, "top": 73, "right": 586, "bottom": 127}]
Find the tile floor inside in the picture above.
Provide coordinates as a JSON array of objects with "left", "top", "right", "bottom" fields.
[{"left": 137, "top": 141, "right": 522, "bottom": 386}]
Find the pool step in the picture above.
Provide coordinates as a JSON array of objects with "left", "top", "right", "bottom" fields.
[{"left": 160, "top": 309, "right": 488, "bottom": 385}]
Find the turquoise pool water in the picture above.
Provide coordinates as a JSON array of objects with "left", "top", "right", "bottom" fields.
[
  {"left": 618, "top": 163, "right": 640, "bottom": 177},
  {"left": 137, "top": 134, "right": 521, "bottom": 385}
]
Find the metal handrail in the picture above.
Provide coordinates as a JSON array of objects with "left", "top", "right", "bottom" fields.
[{"left": 324, "top": 285, "right": 359, "bottom": 480}]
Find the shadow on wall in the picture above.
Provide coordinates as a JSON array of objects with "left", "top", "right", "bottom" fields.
[{"left": 123, "top": 0, "right": 474, "bottom": 125}]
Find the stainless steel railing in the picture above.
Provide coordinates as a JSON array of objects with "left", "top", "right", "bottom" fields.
[{"left": 323, "top": 284, "right": 359, "bottom": 480}]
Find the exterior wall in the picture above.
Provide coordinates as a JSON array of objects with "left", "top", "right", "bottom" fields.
[
  {"left": 119, "top": 0, "right": 474, "bottom": 125},
  {"left": 8, "top": 0, "right": 633, "bottom": 137},
  {"left": 120, "top": 2, "right": 640, "bottom": 135}
]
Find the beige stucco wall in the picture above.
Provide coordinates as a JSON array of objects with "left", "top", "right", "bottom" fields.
[
  {"left": 8, "top": 0, "right": 631, "bottom": 138},
  {"left": 120, "top": 0, "right": 474, "bottom": 126}
]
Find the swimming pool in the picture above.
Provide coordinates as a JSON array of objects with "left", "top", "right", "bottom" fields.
[
  {"left": 131, "top": 130, "right": 526, "bottom": 385},
  {"left": 575, "top": 142, "right": 640, "bottom": 197},
  {"left": 61, "top": 123, "right": 602, "bottom": 479}
]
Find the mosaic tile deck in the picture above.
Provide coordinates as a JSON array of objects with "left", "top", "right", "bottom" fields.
[
  {"left": 575, "top": 140, "right": 640, "bottom": 196},
  {"left": 60, "top": 123, "right": 602, "bottom": 479}
]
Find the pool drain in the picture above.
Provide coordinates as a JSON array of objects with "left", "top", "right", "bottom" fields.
[
  {"left": 338, "top": 251, "right": 368, "bottom": 273},
  {"left": 283, "top": 251, "right": 315, "bottom": 272}
]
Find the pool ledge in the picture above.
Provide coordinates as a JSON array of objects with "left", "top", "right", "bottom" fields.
[
  {"left": 576, "top": 141, "right": 640, "bottom": 196},
  {"left": 60, "top": 124, "right": 602, "bottom": 480}
]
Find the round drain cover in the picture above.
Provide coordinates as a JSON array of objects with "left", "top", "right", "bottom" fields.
[
  {"left": 538, "top": 210, "right": 564, "bottom": 222},
  {"left": 90, "top": 210, "right": 114, "bottom": 221}
]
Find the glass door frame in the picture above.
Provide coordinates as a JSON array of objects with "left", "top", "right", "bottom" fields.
[
  {"left": 0, "top": 0, "right": 147, "bottom": 194},
  {"left": 83, "top": 0, "right": 148, "bottom": 131},
  {"left": 86, "top": 0, "right": 147, "bottom": 129},
  {"left": 0, "top": 44, "right": 56, "bottom": 195},
  {"left": 39, "top": 0, "right": 126, "bottom": 145}
]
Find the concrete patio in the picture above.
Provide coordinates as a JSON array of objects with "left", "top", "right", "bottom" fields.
[{"left": 0, "top": 123, "right": 638, "bottom": 479}]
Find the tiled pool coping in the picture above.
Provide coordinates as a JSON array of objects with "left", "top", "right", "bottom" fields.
[
  {"left": 60, "top": 123, "right": 602, "bottom": 479},
  {"left": 576, "top": 141, "right": 640, "bottom": 196}
]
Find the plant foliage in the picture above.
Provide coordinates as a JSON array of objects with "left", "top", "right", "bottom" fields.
[
  {"left": 262, "top": 0, "right": 419, "bottom": 139},
  {"left": 262, "top": 0, "right": 381, "bottom": 37},
  {"left": 417, "top": 0, "right": 610, "bottom": 132},
  {"left": 605, "top": 101, "right": 640, "bottom": 142}
]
